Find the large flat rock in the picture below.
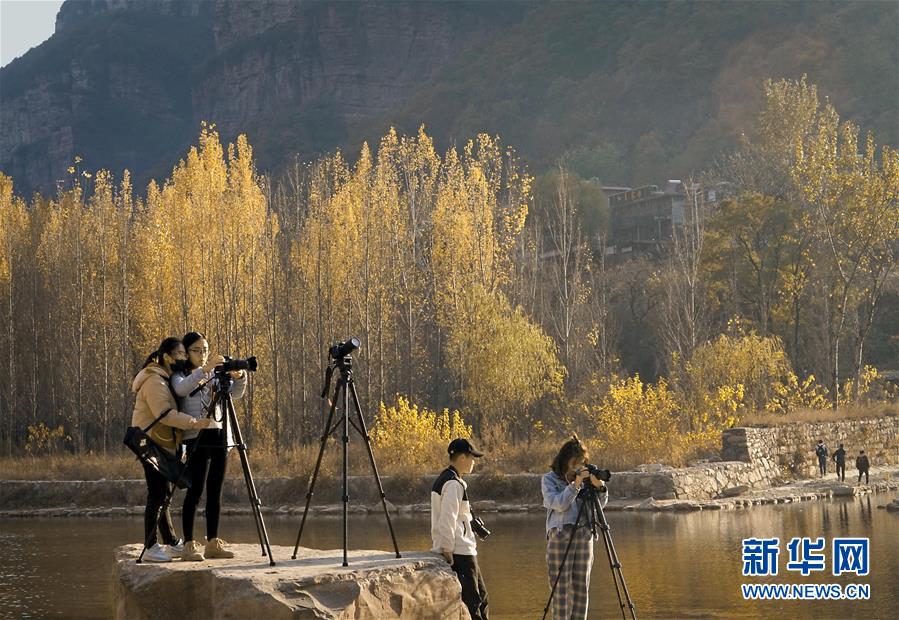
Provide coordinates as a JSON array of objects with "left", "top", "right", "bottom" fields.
[{"left": 113, "top": 544, "right": 469, "bottom": 619}]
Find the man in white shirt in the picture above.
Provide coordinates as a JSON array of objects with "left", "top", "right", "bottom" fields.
[{"left": 431, "top": 438, "right": 489, "bottom": 620}]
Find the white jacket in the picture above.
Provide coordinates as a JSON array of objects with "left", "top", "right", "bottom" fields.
[{"left": 430, "top": 466, "right": 477, "bottom": 556}]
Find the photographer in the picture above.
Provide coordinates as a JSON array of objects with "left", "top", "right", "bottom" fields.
[
  {"left": 430, "top": 438, "right": 489, "bottom": 620},
  {"left": 170, "top": 331, "right": 247, "bottom": 562},
  {"left": 541, "top": 436, "right": 607, "bottom": 620},
  {"left": 131, "top": 337, "right": 220, "bottom": 563}
]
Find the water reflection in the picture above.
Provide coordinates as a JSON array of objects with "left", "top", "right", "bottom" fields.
[
  {"left": 860, "top": 495, "right": 873, "bottom": 527},
  {"left": 838, "top": 502, "right": 850, "bottom": 530},
  {"left": 0, "top": 491, "right": 896, "bottom": 619}
]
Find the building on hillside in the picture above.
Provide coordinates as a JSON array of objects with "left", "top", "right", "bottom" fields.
[
  {"left": 597, "top": 184, "right": 632, "bottom": 199},
  {"left": 605, "top": 180, "right": 732, "bottom": 258}
]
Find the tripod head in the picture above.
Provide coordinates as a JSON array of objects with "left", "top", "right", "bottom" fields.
[
  {"left": 577, "top": 479, "right": 608, "bottom": 501},
  {"left": 320, "top": 356, "right": 355, "bottom": 400},
  {"left": 214, "top": 369, "right": 234, "bottom": 393}
]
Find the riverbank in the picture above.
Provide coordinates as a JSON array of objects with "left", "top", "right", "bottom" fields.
[{"left": 2, "top": 465, "right": 897, "bottom": 518}]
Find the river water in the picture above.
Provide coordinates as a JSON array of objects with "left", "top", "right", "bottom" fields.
[{"left": 1, "top": 492, "right": 896, "bottom": 619}]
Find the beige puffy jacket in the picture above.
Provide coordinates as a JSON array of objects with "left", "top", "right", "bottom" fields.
[{"left": 130, "top": 362, "right": 216, "bottom": 452}]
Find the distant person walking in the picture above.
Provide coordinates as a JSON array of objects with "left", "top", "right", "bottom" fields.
[
  {"left": 832, "top": 443, "right": 846, "bottom": 482},
  {"left": 856, "top": 450, "right": 870, "bottom": 484},
  {"left": 815, "top": 439, "right": 828, "bottom": 477}
]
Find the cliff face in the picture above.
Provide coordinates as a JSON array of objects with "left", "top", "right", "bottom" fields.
[
  {"left": 3, "top": 1, "right": 894, "bottom": 196},
  {"left": 0, "top": 0, "right": 523, "bottom": 196},
  {"left": 1, "top": 0, "right": 215, "bottom": 195}
]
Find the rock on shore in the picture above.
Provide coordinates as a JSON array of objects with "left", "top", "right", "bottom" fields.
[{"left": 113, "top": 544, "right": 468, "bottom": 619}]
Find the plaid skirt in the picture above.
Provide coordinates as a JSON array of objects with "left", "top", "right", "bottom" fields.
[{"left": 546, "top": 525, "right": 595, "bottom": 620}]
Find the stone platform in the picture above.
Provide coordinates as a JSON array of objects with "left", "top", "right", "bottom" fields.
[{"left": 113, "top": 544, "right": 467, "bottom": 619}]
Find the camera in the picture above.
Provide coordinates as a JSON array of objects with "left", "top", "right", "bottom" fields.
[
  {"left": 471, "top": 515, "right": 490, "bottom": 540},
  {"left": 217, "top": 355, "right": 258, "bottom": 373},
  {"left": 329, "top": 337, "right": 360, "bottom": 360},
  {"left": 578, "top": 463, "right": 612, "bottom": 483}
]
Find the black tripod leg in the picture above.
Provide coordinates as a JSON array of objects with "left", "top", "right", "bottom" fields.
[
  {"left": 341, "top": 377, "right": 349, "bottom": 567},
  {"left": 227, "top": 397, "right": 276, "bottom": 566},
  {"left": 348, "top": 380, "right": 401, "bottom": 558},
  {"left": 292, "top": 380, "right": 341, "bottom": 559},
  {"left": 542, "top": 496, "right": 590, "bottom": 620},
  {"left": 591, "top": 497, "right": 626, "bottom": 619},
  {"left": 595, "top": 497, "right": 636, "bottom": 620},
  {"left": 218, "top": 392, "right": 265, "bottom": 557},
  {"left": 229, "top": 401, "right": 265, "bottom": 557},
  {"left": 210, "top": 388, "right": 267, "bottom": 554}
]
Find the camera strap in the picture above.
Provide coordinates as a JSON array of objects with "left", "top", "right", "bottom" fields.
[
  {"left": 142, "top": 408, "right": 172, "bottom": 434},
  {"left": 446, "top": 467, "right": 469, "bottom": 502}
]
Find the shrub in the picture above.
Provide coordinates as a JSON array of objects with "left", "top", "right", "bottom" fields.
[
  {"left": 371, "top": 395, "right": 472, "bottom": 470},
  {"left": 679, "top": 332, "right": 791, "bottom": 412},
  {"left": 25, "top": 423, "right": 71, "bottom": 456},
  {"left": 587, "top": 375, "right": 685, "bottom": 466},
  {"left": 765, "top": 372, "right": 831, "bottom": 414}
]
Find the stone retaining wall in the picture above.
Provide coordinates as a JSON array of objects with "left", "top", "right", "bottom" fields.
[
  {"left": 610, "top": 414, "right": 899, "bottom": 500},
  {"left": 721, "top": 415, "right": 899, "bottom": 477},
  {"left": 609, "top": 460, "right": 780, "bottom": 500}
]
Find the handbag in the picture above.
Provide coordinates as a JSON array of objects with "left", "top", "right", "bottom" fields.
[{"left": 123, "top": 408, "right": 191, "bottom": 489}]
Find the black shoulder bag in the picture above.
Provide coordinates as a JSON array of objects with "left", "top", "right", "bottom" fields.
[{"left": 123, "top": 409, "right": 191, "bottom": 489}]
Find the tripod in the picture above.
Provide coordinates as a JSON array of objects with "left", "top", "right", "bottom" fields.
[
  {"left": 291, "top": 353, "right": 401, "bottom": 566},
  {"left": 543, "top": 483, "right": 636, "bottom": 620},
  {"left": 137, "top": 372, "right": 276, "bottom": 566}
]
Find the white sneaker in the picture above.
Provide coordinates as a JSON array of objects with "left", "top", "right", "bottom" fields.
[
  {"left": 144, "top": 543, "right": 173, "bottom": 563},
  {"left": 168, "top": 539, "right": 185, "bottom": 559}
]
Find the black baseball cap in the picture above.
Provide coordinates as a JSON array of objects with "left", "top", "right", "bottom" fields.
[{"left": 448, "top": 438, "right": 484, "bottom": 458}]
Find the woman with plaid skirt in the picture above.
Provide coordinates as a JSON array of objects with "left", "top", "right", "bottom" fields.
[{"left": 541, "top": 436, "right": 608, "bottom": 619}]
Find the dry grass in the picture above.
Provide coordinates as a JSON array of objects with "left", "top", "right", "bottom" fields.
[
  {"left": 0, "top": 442, "right": 471, "bottom": 481},
  {"left": 0, "top": 440, "right": 573, "bottom": 481},
  {"left": 740, "top": 399, "right": 899, "bottom": 427},
  {"left": 0, "top": 452, "right": 138, "bottom": 480},
  {"left": 475, "top": 441, "right": 558, "bottom": 475}
]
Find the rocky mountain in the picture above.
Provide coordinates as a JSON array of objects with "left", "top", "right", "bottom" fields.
[
  {"left": 1, "top": 0, "right": 527, "bottom": 195},
  {"left": 1, "top": 0, "right": 896, "bottom": 197}
]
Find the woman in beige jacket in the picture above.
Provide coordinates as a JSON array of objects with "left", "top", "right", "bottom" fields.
[{"left": 131, "top": 337, "right": 219, "bottom": 562}]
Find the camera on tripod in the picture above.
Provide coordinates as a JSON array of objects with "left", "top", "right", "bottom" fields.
[
  {"left": 577, "top": 463, "right": 612, "bottom": 484},
  {"left": 294, "top": 336, "right": 402, "bottom": 566},
  {"left": 329, "top": 338, "right": 360, "bottom": 360},
  {"left": 216, "top": 355, "right": 258, "bottom": 374}
]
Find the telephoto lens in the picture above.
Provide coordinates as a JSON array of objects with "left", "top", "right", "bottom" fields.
[
  {"left": 329, "top": 337, "right": 360, "bottom": 359},
  {"left": 218, "top": 355, "right": 258, "bottom": 372},
  {"left": 585, "top": 463, "right": 612, "bottom": 482}
]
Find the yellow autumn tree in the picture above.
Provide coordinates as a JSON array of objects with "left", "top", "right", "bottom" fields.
[
  {"left": 131, "top": 125, "right": 277, "bottom": 440},
  {"left": 444, "top": 284, "right": 564, "bottom": 437},
  {"left": 0, "top": 174, "right": 30, "bottom": 454},
  {"left": 772, "top": 76, "right": 899, "bottom": 406}
]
